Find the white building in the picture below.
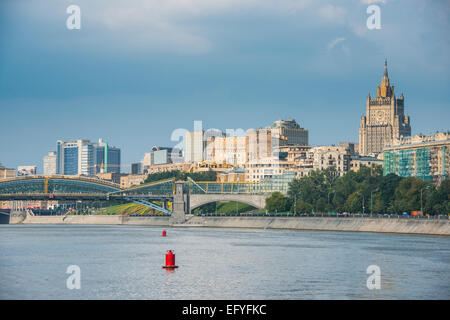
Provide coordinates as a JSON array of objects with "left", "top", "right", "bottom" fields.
[
  {"left": 17, "top": 166, "right": 37, "bottom": 176},
  {"left": 43, "top": 152, "right": 58, "bottom": 175}
]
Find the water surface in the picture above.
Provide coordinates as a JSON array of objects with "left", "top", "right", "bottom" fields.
[{"left": 0, "top": 225, "right": 449, "bottom": 299}]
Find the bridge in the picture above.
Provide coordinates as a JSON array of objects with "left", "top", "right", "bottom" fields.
[{"left": 0, "top": 176, "right": 271, "bottom": 223}]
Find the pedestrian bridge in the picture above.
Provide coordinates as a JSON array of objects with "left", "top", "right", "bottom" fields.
[{"left": 0, "top": 176, "right": 272, "bottom": 220}]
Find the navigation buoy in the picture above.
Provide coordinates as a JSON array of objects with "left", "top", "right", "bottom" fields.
[
  {"left": 162, "top": 230, "right": 166, "bottom": 237},
  {"left": 162, "top": 250, "right": 178, "bottom": 269}
]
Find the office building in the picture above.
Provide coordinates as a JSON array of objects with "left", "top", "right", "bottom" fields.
[
  {"left": 43, "top": 152, "right": 58, "bottom": 175},
  {"left": 54, "top": 138, "right": 121, "bottom": 176}
]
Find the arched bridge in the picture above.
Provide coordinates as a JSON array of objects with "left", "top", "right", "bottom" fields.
[
  {"left": 0, "top": 175, "right": 121, "bottom": 200},
  {"left": 0, "top": 176, "right": 272, "bottom": 221}
]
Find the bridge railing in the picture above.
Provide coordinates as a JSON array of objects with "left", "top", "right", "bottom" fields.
[{"left": 186, "top": 181, "right": 272, "bottom": 195}]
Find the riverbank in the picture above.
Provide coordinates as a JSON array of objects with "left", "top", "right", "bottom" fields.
[{"left": 8, "top": 212, "right": 450, "bottom": 236}]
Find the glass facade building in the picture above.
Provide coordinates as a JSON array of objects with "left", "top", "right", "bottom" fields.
[
  {"left": 51, "top": 139, "right": 121, "bottom": 176},
  {"left": 95, "top": 140, "right": 121, "bottom": 174},
  {"left": 63, "top": 145, "right": 79, "bottom": 176}
]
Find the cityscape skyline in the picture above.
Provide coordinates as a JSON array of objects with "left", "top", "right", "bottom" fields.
[{"left": 1, "top": 0, "right": 449, "bottom": 171}]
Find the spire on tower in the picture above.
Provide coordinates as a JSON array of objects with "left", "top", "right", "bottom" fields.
[{"left": 383, "top": 58, "right": 388, "bottom": 78}]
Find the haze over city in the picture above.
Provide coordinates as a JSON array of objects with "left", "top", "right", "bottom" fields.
[{"left": 1, "top": 0, "right": 449, "bottom": 172}]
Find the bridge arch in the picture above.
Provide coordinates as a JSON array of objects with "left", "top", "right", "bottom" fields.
[
  {"left": 0, "top": 176, "right": 122, "bottom": 195},
  {"left": 189, "top": 194, "right": 267, "bottom": 211}
]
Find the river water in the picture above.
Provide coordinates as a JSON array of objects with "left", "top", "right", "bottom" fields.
[{"left": 0, "top": 225, "right": 449, "bottom": 300}]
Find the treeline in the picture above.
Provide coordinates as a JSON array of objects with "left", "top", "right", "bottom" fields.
[
  {"left": 266, "top": 165, "right": 450, "bottom": 215},
  {"left": 143, "top": 170, "right": 217, "bottom": 184}
]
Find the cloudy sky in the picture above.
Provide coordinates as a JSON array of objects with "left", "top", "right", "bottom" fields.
[{"left": 0, "top": 0, "right": 449, "bottom": 172}]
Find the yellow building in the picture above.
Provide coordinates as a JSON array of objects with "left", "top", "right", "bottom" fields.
[
  {"left": 120, "top": 174, "right": 147, "bottom": 188},
  {"left": 0, "top": 166, "right": 15, "bottom": 179},
  {"left": 206, "top": 135, "right": 248, "bottom": 167}
]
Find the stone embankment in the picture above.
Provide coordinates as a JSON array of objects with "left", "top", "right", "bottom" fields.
[{"left": 9, "top": 212, "right": 450, "bottom": 236}]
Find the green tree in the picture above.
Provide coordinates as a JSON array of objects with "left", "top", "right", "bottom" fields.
[
  {"left": 378, "top": 173, "right": 402, "bottom": 213},
  {"left": 265, "top": 192, "right": 290, "bottom": 212},
  {"left": 393, "top": 177, "right": 429, "bottom": 213}
]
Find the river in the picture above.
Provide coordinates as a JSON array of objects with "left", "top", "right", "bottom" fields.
[{"left": 0, "top": 225, "right": 449, "bottom": 299}]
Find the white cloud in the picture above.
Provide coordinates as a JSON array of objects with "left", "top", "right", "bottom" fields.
[
  {"left": 327, "top": 37, "right": 346, "bottom": 50},
  {"left": 74, "top": 0, "right": 317, "bottom": 53}
]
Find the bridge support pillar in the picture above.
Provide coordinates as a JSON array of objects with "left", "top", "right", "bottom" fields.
[{"left": 170, "top": 181, "right": 186, "bottom": 224}]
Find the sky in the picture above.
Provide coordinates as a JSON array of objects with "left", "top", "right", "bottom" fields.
[{"left": 0, "top": 0, "right": 449, "bottom": 173}]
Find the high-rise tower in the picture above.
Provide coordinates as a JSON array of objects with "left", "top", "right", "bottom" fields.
[{"left": 359, "top": 60, "right": 411, "bottom": 156}]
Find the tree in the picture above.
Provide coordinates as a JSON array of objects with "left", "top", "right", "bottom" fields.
[
  {"left": 265, "top": 192, "right": 290, "bottom": 212},
  {"left": 379, "top": 173, "right": 402, "bottom": 213},
  {"left": 393, "top": 177, "right": 429, "bottom": 213}
]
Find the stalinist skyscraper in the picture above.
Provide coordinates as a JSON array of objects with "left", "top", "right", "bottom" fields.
[{"left": 359, "top": 60, "right": 411, "bottom": 156}]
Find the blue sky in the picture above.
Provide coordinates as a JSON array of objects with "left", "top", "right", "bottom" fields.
[{"left": 0, "top": 0, "right": 449, "bottom": 173}]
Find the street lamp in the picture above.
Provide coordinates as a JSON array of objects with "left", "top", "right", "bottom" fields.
[
  {"left": 420, "top": 185, "right": 431, "bottom": 214},
  {"left": 358, "top": 191, "right": 365, "bottom": 214},
  {"left": 293, "top": 191, "right": 300, "bottom": 215},
  {"left": 328, "top": 190, "right": 336, "bottom": 204},
  {"left": 371, "top": 188, "right": 379, "bottom": 215},
  {"left": 294, "top": 193, "right": 296, "bottom": 215}
]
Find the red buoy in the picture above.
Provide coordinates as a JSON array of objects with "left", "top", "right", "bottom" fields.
[
  {"left": 162, "top": 230, "right": 166, "bottom": 237},
  {"left": 162, "top": 250, "right": 178, "bottom": 269}
]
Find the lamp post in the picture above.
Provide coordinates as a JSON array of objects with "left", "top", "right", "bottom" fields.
[
  {"left": 358, "top": 191, "right": 365, "bottom": 214},
  {"left": 293, "top": 191, "right": 301, "bottom": 215},
  {"left": 328, "top": 190, "right": 336, "bottom": 204},
  {"left": 420, "top": 185, "right": 431, "bottom": 214},
  {"left": 294, "top": 193, "right": 297, "bottom": 215},
  {"left": 371, "top": 188, "right": 379, "bottom": 215},
  {"left": 362, "top": 194, "right": 365, "bottom": 214}
]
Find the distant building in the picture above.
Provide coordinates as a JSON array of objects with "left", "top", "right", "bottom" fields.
[
  {"left": 140, "top": 146, "right": 183, "bottom": 173},
  {"left": 339, "top": 142, "right": 359, "bottom": 156},
  {"left": 350, "top": 155, "right": 383, "bottom": 172},
  {"left": 217, "top": 168, "right": 246, "bottom": 183},
  {"left": 276, "top": 145, "right": 312, "bottom": 162},
  {"left": 261, "top": 171, "right": 296, "bottom": 195},
  {"left": 183, "top": 119, "right": 307, "bottom": 167},
  {"left": 266, "top": 119, "right": 308, "bottom": 146},
  {"left": 152, "top": 146, "right": 173, "bottom": 165},
  {"left": 55, "top": 138, "right": 120, "bottom": 176},
  {"left": 383, "top": 132, "right": 450, "bottom": 184},
  {"left": 206, "top": 136, "right": 248, "bottom": 167},
  {"left": 17, "top": 166, "right": 37, "bottom": 176},
  {"left": 96, "top": 172, "right": 122, "bottom": 185},
  {"left": 131, "top": 162, "right": 143, "bottom": 175},
  {"left": 120, "top": 174, "right": 147, "bottom": 188},
  {"left": 95, "top": 139, "right": 121, "bottom": 174},
  {"left": 359, "top": 60, "right": 411, "bottom": 156},
  {"left": 43, "top": 152, "right": 58, "bottom": 175},
  {"left": 246, "top": 128, "right": 275, "bottom": 162},
  {"left": 310, "top": 145, "right": 351, "bottom": 176},
  {"left": 0, "top": 166, "right": 15, "bottom": 179},
  {"left": 245, "top": 156, "right": 293, "bottom": 183},
  {"left": 184, "top": 131, "right": 207, "bottom": 163}
]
